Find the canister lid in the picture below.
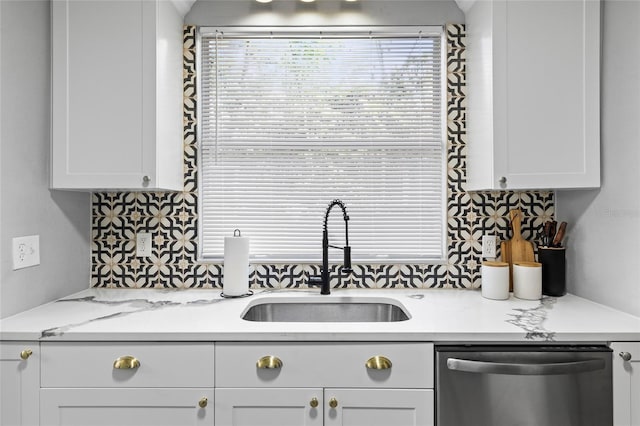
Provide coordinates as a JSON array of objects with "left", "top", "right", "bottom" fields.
[
  {"left": 513, "top": 261, "right": 542, "bottom": 267},
  {"left": 482, "top": 261, "right": 509, "bottom": 267}
]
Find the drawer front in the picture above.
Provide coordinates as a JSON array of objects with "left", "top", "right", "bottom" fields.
[
  {"left": 216, "top": 342, "right": 433, "bottom": 388},
  {"left": 40, "top": 388, "right": 214, "bottom": 425},
  {"left": 41, "top": 342, "right": 214, "bottom": 388}
]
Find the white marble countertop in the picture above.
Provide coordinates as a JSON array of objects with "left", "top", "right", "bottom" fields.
[{"left": 1, "top": 288, "right": 639, "bottom": 342}]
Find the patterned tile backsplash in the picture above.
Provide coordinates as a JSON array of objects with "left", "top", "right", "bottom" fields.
[{"left": 91, "top": 24, "right": 555, "bottom": 290}]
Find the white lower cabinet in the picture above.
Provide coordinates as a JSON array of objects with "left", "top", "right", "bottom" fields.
[
  {"left": 215, "top": 388, "right": 432, "bottom": 426},
  {"left": 40, "top": 388, "right": 214, "bottom": 426},
  {"left": 6, "top": 338, "right": 638, "bottom": 426},
  {"left": 611, "top": 342, "right": 640, "bottom": 426},
  {"left": 39, "top": 342, "right": 215, "bottom": 426},
  {"left": 0, "top": 342, "right": 40, "bottom": 426},
  {"left": 215, "top": 342, "right": 434, "bottom": 426}
]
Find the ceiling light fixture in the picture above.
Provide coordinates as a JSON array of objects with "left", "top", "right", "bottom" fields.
[
  {"left": 255, "top": 0, "right": 273, "bottom": 3},
  {"left": 300, "top": 0, "right": 316, "bottom": 3}
]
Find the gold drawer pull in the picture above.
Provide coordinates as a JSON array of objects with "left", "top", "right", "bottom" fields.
[
  {"left": 329, "top": 397, "right": 338, "bottom": 408},
  {"left": 20, "top": 349, "right": 33, "bottom": 360},
  {"left": 113, "top": 355, "right": 140, "bottom": 369},
  {"left": 365, "top": 355, "right": 392, "bottom": 370},
  {"left": 199, "top": 397, "right": 208, "bottom": 408},
  {"left": 310, "top": 397, "right": 319, "bottom": 408},
  {"left": 257, "top": 355, "right": 283, "bottom": 369}
]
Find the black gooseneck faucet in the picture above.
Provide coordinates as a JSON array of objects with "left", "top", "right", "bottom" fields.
[{"left": 308, "top": 199, "right": 352, "bottom": 295}]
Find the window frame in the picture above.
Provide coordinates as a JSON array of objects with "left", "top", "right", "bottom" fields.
[{"left": 196, "top": 25, "right": 448, "bottom": 263}]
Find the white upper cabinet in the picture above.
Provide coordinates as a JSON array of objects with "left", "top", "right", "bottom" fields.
[
  {"left": 51, "top": 0, "right": 184, "bottom": 191},
  {"left": 465, "top": 0, "right": 601, "bottom": 191}
]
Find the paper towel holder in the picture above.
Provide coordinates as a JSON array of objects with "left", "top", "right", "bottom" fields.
[
  {"left": 221, "top": 228, "right": 254, "bottom": 299},
  {"left": 221, "top": 289, "right": 254, "bottom": 299}
]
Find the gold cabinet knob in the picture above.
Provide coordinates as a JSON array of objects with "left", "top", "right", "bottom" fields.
[
  {"left": 257, "top": 355, "right": 283, "bottom": 369},
  {"left": 310, "top": 397, "right": 319, "bottom": 408},
  {"left": 199, "top": 397, "right": 208, "bottom": 408},
  {"left": 20, "top": 349, "right": 33, "bottom": 360},
  {"left": 329, "top": 397, "right": 338, "bottom": 409},
  {"left": 365, "top": 355, "right": 392, "bottom": 370},
  {"left": 113, "top": 355, "right": 140, "bottom": 369}
]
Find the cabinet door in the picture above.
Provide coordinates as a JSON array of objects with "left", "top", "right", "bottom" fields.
[
  {"left": 52, "top": 0, "right": 147, "bottom": 189},
  {"left": 611, "top": 342, "right": 640, "bottom": 426},
  {"left": 0, "top": 342, "right": 39, "bottom": 426},
  {"left": 500, "top": 0, "right": 600, "bottom": 190},
  {"left": 324, "top": 388, "right": 434, "bottom": 426},
  {"left": 51, "top": 0, "right": 182, "bottom": 191},
  {"left": 215, "top": 388, "right": 323, "bottom": 426},
  {"left": 466, "top": 0, "right": 601, "bottom": 190},
  {"left": 40, "top": 388, "right": 214, "bottom": 426}
]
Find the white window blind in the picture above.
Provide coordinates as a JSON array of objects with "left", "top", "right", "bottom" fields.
[{"left": 198, "top": 26, "right": 445, "bottom": 262}]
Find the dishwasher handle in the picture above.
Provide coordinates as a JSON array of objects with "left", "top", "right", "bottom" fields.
[{"left": 446, "top": 357, "right": 605, "bottom": 376}]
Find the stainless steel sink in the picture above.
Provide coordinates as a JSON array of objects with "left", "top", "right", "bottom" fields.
[{"left": 241, "top": 297, "right": 410, "bottom": 322}]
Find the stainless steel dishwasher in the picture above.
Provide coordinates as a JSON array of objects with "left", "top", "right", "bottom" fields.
[{"left": 436, "top": 345, "right": 612, "bottom": 426}]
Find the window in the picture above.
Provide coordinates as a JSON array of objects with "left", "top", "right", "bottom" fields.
[{"left": 198, "top": 26, "right": 445, "bottom": 263}]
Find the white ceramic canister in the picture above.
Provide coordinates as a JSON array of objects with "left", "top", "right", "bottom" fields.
[
  {"left": 481, "top": 261, "right": 510, "bottom": 300},
  {"left": 513, "top": 261, "right": 542, "bottom": 300}
]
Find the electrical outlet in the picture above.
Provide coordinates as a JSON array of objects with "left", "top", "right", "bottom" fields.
[
  {"left": 136, "top": 233, "right": 152, "bottom": 257},
  {"left": 482, "top": 235, "right": 497, "bottom": 259},
  {"left": 12, "top": 235, "right": 40, "bottom": 270}
]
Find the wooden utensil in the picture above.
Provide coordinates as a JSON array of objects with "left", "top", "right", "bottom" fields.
[
  {"left": 552, "top": 221, "right": 567, "bottom": 247},
  {"left": 549, "top": 221, "right": 557, "bottom": 244},
  {"left": 542, "top": 221, "right": 553, "bottom": 246},
  {"left": 500, "top": 209, "right": 535, "bottom": 291}
]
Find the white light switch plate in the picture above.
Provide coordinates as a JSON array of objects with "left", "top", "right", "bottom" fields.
[
  {"left": 136, "top": 233, "right": 152, "bottom": 257},
  {"left": 12, "top": 235, "right": 40, "bottom": 270}
]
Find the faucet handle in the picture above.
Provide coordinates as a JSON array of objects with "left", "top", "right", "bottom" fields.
[
  {"left": 308, "top": 275, "right": 323, "bottom": 287},
  {"left": 342, "top": 246, "right": 352, "bottom": 273}
]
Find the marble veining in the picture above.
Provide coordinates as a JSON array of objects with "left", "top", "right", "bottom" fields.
[
  {"left": 506, "top": 296, "right": 557, "bottom": 341},
  {"left": 40, "top": 294, "right": 225, "bottom": 339},
  {"left": 58, "top": 295, "right": 182, "bottom": 308}
]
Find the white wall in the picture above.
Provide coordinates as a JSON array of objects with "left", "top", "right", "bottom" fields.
[
  {"left": 4, "top": 0, "right": 634, "bottom": 317},
  {"left": 0, "top": 0, "right": 90, "bottom": 318},
  {"left": 186, "top": 0, "right": 463, "bottom": 26},
  {"left": 556, "top": 0, "right": 640, "bottom": 317}
]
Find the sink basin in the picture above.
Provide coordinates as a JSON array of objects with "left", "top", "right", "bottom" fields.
[{"left": 241, "top": 297, "right": 410, "bottom": 322}]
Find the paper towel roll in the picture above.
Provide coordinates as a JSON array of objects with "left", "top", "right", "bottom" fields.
[{"left": 223, "top": 230, "right": 250, "bottom": 296}]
